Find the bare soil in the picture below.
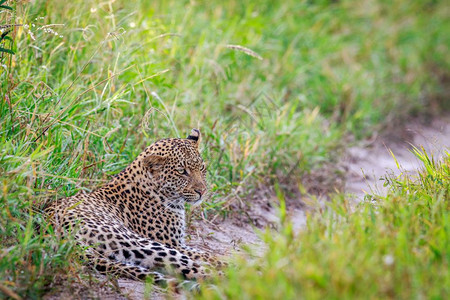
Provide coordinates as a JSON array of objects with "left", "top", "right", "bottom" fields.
[{"left": 344, "top": 116, "right": 450, "bottom": 200}]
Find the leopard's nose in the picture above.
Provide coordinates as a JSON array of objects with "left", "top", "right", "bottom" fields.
[{"left": 194, "top": 188, "right": 206, "bottom": 197}]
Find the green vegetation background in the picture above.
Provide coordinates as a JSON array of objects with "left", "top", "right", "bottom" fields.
[{"left": 0, "top": 0, "right": 448, "bottom": 298}]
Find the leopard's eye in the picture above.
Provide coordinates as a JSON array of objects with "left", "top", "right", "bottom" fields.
[{"left": 177, "top": 169, "right": 188, "bottom": 175}]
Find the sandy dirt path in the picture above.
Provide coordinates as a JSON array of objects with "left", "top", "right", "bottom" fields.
[{"left": 344, "top": 117, "right": 450, "bottom": 200}]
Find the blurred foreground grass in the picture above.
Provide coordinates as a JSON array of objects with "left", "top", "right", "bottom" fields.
[
  {"left": 0, "top": 0, "right": 449, "bottom": 298},
  {"left": 199, "top": 149, "right": 449, "bottom": 299}
]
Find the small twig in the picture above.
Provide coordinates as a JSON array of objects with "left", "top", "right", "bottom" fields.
[
  {"left": 0, "top": 24, "right": 23, "bottom": 30},
  {"left": 0, "top": 284, "right": 22, "bottom": 300}
]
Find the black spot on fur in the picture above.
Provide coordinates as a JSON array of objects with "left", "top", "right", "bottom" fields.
[
  {"left": 96, "top": 265, "right": 106, "bottom": 272},
  {"left": 137, "top": 273, "right": 146, "bottom": 280},
  {"left": 123, "top": 250, "right": 131, "bottom": 259},
  {"left": 181, "top": 269, "right": 190, "bottom": 275},
  {"left": 132, "top": 250, "right": 145, "bottom": 259},
  {"left": 142, "top": 249, "right": 153, "bottom": 255}
]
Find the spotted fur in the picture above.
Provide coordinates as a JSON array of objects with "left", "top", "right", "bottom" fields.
[{"left": 45, "top": 129, "right": 223, "bottom": 282}]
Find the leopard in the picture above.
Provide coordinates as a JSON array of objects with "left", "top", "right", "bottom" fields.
[{"left": 45, "top": 129, "right": 224, "bottom": 284}]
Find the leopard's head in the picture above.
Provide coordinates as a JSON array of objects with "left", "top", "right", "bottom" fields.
[{"left": 139, "top": 129, "right": 207, "bottom": 206}]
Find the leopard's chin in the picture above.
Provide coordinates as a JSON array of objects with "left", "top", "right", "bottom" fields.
[
  {"left": 189, "top": 198, "right": 203, "bottom": 207},
  {"left": 184, "top": 194, "right": 203, "bottom": 206}
]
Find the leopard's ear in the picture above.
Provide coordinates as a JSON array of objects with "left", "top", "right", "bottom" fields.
[
  {"left": 143, "top": 155, "right": 166, "bottom": 170},
  {"left": 187, "top": 128, "right": 200, "bottom": 148}
]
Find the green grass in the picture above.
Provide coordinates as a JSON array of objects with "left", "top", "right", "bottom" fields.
[
  {"left": 1, "top": 0, "right": 449, "bottom": 298},
  {"left": 198, "top": 149, "right": 449, "bottom": 299}
]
